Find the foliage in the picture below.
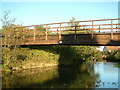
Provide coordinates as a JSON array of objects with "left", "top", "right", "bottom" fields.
[
  {"left": 2, "top": 47, "right": 59, "bottom": 72},
  {"left": 72, "top": 46, "right": 103, "bottom": 61},
  {"left": 1, "top": 10, "right": 16, "bottom": 27},
  {"left": 1, "top": 10, "right": 24, "bottom": 48},
  {"left": 67, "top": 17, "right": 80, "bottom": 30},
  {"left": 29, "top": 45, "right": 103, "bottom": 62},
  {"left": 2, "top": 45, "right": 120, "bottom": 73},
  {"left": 103, "top": 50, "right": 120, "bottom": 61},
  {"left": 1, "top": 11, "right": 27, "bottom": 72},
  {"left": 35, "top": 25, "right": 52, "bottom": 35},
  {"left": 67, "top": 17, "right": 92, "bottom": 34},
  {"left": 36, "top": 25, "right": 45, "bottom": 31},
  {"left": 68, "top": 17, "right": 79, "bottom": 26}
]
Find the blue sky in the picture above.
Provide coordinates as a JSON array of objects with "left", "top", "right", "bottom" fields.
[{"left": 0, "top": 2, "right": 118, "bottom": 27}]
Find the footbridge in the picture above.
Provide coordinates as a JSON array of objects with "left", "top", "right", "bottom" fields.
[{"left": 2, "top": 18, "right": 120, "bottom": 46}]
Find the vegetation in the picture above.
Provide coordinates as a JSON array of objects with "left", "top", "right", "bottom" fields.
[
  {"left": 68, "top": 17, "right": 79, "bottom": 28},
  {"left": 36, "top": 25, "right": 46, "bottom": 31},
  {"left": 67, "top": 17, "right": 80, "bottom": 31},
  {"left": 66, "top": 17, "right": 92, "bottom": 34},
  {"left": 2, "top": 47, "right": 59, "bottom": 73},
  {"left": 1, "top": 10, "right": 24, "bottom": 48},
  {"left": 103, "top": 50, "right": 120, "bottom": 62},
  {"left": 2, "top": 45, "right": 120, "bottom": 73}
]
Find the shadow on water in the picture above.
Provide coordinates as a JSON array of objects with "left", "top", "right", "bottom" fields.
[
  {"left": 24, "top": 62, "right": 99, "bottom": 88},
  {"left": 2, "top": 61, "right": 99, "bottom": 88}
]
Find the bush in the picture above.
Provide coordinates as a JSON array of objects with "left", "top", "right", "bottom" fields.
[
  {"left": 103, "top": 50, "right": 120, "bottom": 62},
  {"left": 17, "top": 55, "right": 27, "bottom": 60}
]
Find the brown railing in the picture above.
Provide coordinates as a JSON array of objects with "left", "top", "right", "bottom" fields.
[{"left": 3, "top": 18, "right": 120, "bottom": 41}]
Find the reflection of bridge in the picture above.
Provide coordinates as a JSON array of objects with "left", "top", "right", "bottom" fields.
[{"left": 2, "top": 18, "right": 120, "bottom": 46}]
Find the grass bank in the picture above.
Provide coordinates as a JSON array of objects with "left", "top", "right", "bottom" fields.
[{"left": 2, "top": 47, "right": 59, "bottom": 73}]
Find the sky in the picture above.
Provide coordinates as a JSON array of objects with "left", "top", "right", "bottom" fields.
[{"left": 0, "top": 2, "right": 119, "bottom": 28}]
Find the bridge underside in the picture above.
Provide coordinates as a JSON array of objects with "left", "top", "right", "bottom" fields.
[{"left": 23, "top": 34, "right": 120, "bottom": 46}]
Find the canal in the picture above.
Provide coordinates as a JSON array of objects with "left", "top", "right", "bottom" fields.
[{"left": 2, "top": 62, "right": 120, "bottom": 88}]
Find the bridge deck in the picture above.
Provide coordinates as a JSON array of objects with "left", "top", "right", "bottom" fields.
[{"left": 23, "top": 33, "right": 120, "bottom": 46}]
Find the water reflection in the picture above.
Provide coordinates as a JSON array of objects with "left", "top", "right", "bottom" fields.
[
  {"left": 94, "top": 62, "right": 119, "bottom": 88},
  {"left": 2, "top": 62, "right": 120, "bottom": 88}
]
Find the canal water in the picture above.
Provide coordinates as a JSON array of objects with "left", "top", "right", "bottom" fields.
[{"left": 2, "top": 62, "right": 120, "bottom": 88}]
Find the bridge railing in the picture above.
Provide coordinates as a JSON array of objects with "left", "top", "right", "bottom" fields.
[{"left": 2, "top": 18, "right": 120, "bottom": 44}]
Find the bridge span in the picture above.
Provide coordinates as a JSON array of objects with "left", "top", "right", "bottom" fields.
[{"left": 2, "top": 18, "right": 120, "bottom": 46}]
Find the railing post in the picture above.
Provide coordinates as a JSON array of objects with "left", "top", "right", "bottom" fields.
[
  {"left": 74, "top": 25, "right": 77, "bottom": 40},
  {"left": 116, "top": 25, "right": 118, "bottom": 33},
  {"left": 99, "top": 25, "right": 100, "bottom": 33},
  {"left": 57, "top": 28, "right": 58, "bottom": 34},
  {"left": 22, "top": 27, "right": 24, "bottom": 44},
  {"left": 33, "top": 25, "right": 36, "bottom": 41},
  {"left": 59, "top": 24, "right": 61, "bottom": 40},
  {"left": 111, "top": 20, "right": 113, "bottom": 39},
  {"left": 14, "top": 28, "right": 17, "bottom": 47},
  {"left": 23, "top": 27, "right": 25, "bottom": 38},
  {"left": 45, "top": 25, "right": 48, "bottom": 40},
  {"left": 92, "top": 21, "right": 94, "bottom": 39}
]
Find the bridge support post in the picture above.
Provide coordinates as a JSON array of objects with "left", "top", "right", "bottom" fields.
[
  {"left": 33, "top": 26, "right": 36, "bottom": 41},
  {"left": 111, "top": 20, "right": 113, "bottom": 40},
  {"left": 59, "top": 24, "right": 61, "bottom": 40},
  {"left": 46, "top": 25, "right": 48, "bottom": 40},
  {"left": 92, "top": 21, "right": 94, "bottom": 39}
]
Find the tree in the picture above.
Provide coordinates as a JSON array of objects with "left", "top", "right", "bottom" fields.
[
  {"left": 72, "top": 46, "right": 103, "bottom": 61},
  {"left": 69, "top": 17, "right": 79, "bottom": 26},
  {"left": 1, "top": 10, "right": 16, "bottom": 27},
  {"left": 36, "top": 25, "right": 45, "bottom": 31},
  {"left": 1, "top": 10, "right": 26, "bottom": 71},
  {"left": 68, "top": 17, "right": 80, "bottom": 30},
  {"left": 1, "top": 10, "right": 23, "bottom": 48}
]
